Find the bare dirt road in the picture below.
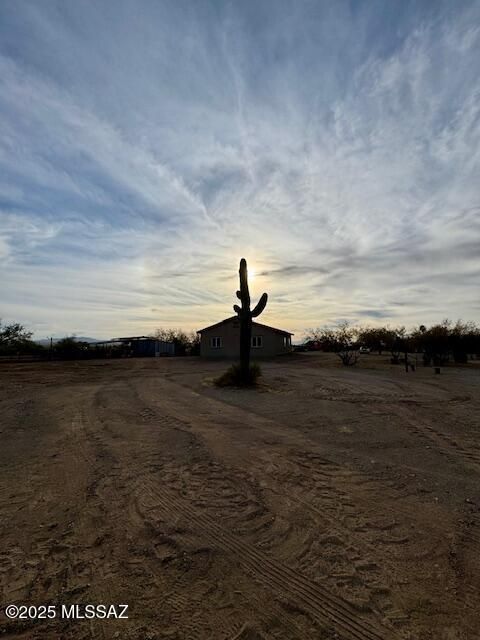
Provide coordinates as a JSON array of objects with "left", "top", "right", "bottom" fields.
[{"left": 0, "top": 354, "right": 479, "bottom": 640}]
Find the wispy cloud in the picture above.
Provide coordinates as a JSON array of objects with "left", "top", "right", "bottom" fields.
[{"left": 0, "top": 1, "right": 479, "bottom": 338}]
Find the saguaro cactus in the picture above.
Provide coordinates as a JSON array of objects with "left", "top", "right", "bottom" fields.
[{"left": 233, "top": 258, "right": 268, "bottom": 380}]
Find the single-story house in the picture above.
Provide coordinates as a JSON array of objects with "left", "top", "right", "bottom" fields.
[{"left": 198, "top": 316, "right": 293, "bottom": 358}]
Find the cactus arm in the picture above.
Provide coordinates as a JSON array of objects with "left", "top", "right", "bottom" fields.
[
  {"left": 233, "top": 304, "right": 242, "bottom": 315},
  {"left": 251, "top": 293, "right": 268, "bottom": 318}
]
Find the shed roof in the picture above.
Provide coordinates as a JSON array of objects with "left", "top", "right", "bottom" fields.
[
  {"left": 197, "top": 316, "right": 293, "bottom": 336},
  {"left": 93, "top": 336, "right": 172, "bottom": 345}
]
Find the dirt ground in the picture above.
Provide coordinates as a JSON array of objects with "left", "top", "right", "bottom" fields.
[{"left": 0, "top": 353, "right": 479, "bottom": 640}]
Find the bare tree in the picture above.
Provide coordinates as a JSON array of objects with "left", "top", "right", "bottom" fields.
[{"left": 334, "top": 321, "right": 359, "bottom": 366}]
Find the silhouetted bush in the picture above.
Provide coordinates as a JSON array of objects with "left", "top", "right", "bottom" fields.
[
  {"left": 214, "top": 363, "right": 262, "bottom": 387},
  {"left": 411, "top": 320, "right": 480, "bottom": 365},
  {"left": 54, "top": 337, "right": 91, "bottom": 360}
]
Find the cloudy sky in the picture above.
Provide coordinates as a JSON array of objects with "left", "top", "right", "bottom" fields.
[{"left": 1, "top": 1, "right": 479, "bottom": 339}]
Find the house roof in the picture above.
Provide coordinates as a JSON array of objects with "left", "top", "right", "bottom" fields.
[{"left": 197, "top": 316, "right": 293, "bottom": 336}]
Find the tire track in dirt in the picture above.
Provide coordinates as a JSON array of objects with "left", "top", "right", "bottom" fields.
[
  {"left": 93, "top": 381, "right": 377, "bottom": 638},
  {"left": 450, "top": 505, "right": 480, "bottom": 627},
  {"left": 148, "top": 375, "right": 480, "bottom": 635},
  {"left": 92, "top": 382, "right": 309, "bottom": 640},
  {"left": 135, "top": 476, "right": 398, "bottom": 640},
  {"left": 322, "top": 373, "right": 480, "bottom": 471},
  {"left": 307, "top": 374, "right": 480, "bottom": 631},
  {"left": 180, "top": 432, "right": 411, "bottom": 628},
  {"left": 32, "top": 373, "right": 458, "bottom": 639},
  {"left": 137, "top": 380, "right": 424, "bottom": 532},
  {"left": 43, "top": 397, "right": 114, "bottom": 640},
  {"left": 386, "top": 405, "right": 480, "bottom": 469},
  {"left": 90, "top": 383, "right": 251, "bottom": 640},
  {"left": 0, "top": 386, "right": 113, "bottom": 640},
  {"left": 26, "top": 389, "right": 124, "bottom": 639},
  {"left": 76, "top": 400, "right": 127, "bottom": 640},
  {"left": 128, "top": 380, "right": 415, "bottom": 634},
  {"left": 127, "top": 489, "right": 305, "bottom": 640}
]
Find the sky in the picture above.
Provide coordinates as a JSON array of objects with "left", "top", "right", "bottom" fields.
[{"left": 1, "top": 1, "right": 479, "bottom": 340}]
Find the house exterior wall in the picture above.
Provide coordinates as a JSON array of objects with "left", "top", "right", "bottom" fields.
[{"left": 199, "top": 319, "right": 292, "bottom": 358}]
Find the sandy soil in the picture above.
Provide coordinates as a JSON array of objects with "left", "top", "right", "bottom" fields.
[{"left": 0, "top": 353, "right": 479, "bottom": 640}]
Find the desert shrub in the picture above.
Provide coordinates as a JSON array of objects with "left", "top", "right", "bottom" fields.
[
  {"left": 337, "top": 349, "right": 358, "bottom": 366},
  {"left": 54, "top": 337, "right": 91, "bottom": 360},
  {"left": 334, "top": 322, "right": 360, "bottom": 366},
  {"left": 214, "top": 363, "right": 262, "bottom": 387}
]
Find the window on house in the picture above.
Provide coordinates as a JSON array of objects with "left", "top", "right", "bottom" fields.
[
  {"left": 252, "top": 335, "right": 263, "bottom": 348},
  {"left": 211, "top": 336, "right": 223, "bottom": 348}
]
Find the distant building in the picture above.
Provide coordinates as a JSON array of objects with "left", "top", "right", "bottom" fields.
[
  {"left": 198, "top": 316, "right": 293, "bottom": 358},
  {"left": 93, "top": 336, "right": 175, "bottom": 357}
]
